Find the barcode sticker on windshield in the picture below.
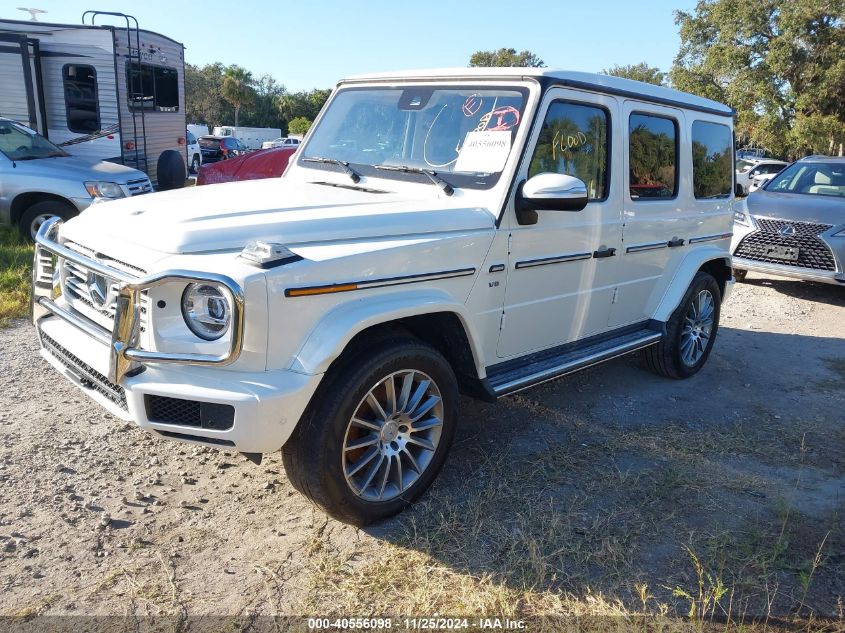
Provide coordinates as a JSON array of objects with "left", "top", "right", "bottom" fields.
[{"left": 454, "top": 131, "right": 511, "bottom": 174}]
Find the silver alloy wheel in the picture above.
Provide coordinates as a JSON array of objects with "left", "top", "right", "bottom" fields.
[
  {"left": 342, "top": 369, "right": 444, "bottom": 502},
  {"left": 30, "top": 213, "right": 56, "bottom": 240},
  {"left": 680, "top": 289, "right": 715, "bottom": 367}
]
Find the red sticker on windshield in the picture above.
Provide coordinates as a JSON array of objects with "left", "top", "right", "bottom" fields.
[{"left": 486, "top": 106, "right": 520, "bottom": 131}]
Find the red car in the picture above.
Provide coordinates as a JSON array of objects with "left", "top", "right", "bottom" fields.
[{"left": 196, "top": 146, "right": 296, "bottom": 185}]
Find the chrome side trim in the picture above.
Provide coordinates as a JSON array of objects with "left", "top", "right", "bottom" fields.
[
  {"left": 515, "top": 252, "right": 592, "bottom": 269},
  {"left": 284, "top": 267, "right": 475, "bottom": 297},
  {"left": 32, "top": 217, "right": 246, "bottom": 384},
  {"left": 689, "top": 232, "right": 733, "bottom": 244},
  {"left": 491, "top": 332, "right": 662, "bottom": 396},
  {"left": 626, "top": 241, "right": 668, "bottom": 254}
]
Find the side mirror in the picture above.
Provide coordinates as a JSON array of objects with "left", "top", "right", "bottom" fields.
[{"left": 515, "top": 173, "right": 589, "bottom": 225}]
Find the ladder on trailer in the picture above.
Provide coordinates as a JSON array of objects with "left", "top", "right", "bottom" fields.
[{"left": 81, "top": 11, "right": 148, "bottom": 175}]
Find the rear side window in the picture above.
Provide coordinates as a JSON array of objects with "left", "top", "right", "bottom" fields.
[
  {"left": 691, "top": 121, "right": 732, "bottom": 199},
  {"left": 127, "top": 63, "right": 179, "bottom": 112},
  {"left": 63, "top": 65, "right": 100, "bottom": 134},
  {"left": 629, "top": 113, "right": 677, "bottom": 200},
  {"left": 528, "top": 101, "right": 609, "bottom": 200}
]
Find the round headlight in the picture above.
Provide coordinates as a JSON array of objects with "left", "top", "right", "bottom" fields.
[{"left": 181, "top": 283, "right": 231, "bottom": 340}]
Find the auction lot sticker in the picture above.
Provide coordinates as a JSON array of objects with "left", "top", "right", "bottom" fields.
[{"left": 454, "top": 130, "right": 512, "bottom": 174}]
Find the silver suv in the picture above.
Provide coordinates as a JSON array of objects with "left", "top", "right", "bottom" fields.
[
  {"left": 732, "top": 156, "right": 845, "bottom": 285},
  {"left": 0, "top": 118, "right": 152, "bottom": 239}
]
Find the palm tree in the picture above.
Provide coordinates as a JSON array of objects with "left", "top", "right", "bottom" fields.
[{"left": 221, "top": 66, "right": 255, "bottom": 127}]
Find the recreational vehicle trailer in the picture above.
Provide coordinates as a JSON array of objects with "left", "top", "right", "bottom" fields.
[{"left": 0, "top": 11, "right": 187, "bottom": 188}]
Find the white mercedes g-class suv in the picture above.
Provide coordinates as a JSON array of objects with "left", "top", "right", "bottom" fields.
[{"left": 31, "top": 69, "right": 735, "bottom": 524}]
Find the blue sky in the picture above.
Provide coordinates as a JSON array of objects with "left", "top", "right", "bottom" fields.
[{"left": 3, "top": 0, "right": 696, "bottom": 91}]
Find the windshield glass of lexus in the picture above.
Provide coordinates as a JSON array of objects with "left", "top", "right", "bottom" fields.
[
  {"left": 766, "top": 162, "right": 845, "bottom": 197},
  {"left": 0, "top": 120, "right": 69, "bottom": 160},
  {"left": 300, "top": 86, "right": 529, "bottom": 188}
]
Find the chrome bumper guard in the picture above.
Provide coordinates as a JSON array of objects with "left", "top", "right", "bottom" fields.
[{"left": 31, "top": 217, "right": 245, "bottom": 384}]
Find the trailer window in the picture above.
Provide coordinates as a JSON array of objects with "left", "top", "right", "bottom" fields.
[
  {"left": 126, "top": 63, "right": 179, "bottom": 112},
  {"left": 63, "top": 65, "right": 100, "bottom": 134}
]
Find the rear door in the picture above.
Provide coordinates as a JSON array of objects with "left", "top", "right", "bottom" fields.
[{"left": 0, "top": 34, "right": 42, "bottom": 131}]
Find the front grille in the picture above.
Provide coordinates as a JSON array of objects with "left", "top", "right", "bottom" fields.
[
  {"left": 146, "top": 395, "right": 235, "bottom": 430},
  {"left": 735, "top": 218, "right": 836, "bottom": 271},
  {"left": 125, "top": 177, "right": 153, "bottom": 196},
  {"left": 39, "top": 331, "right": 127, "bottom": 411},
  {"left": 61, "top": 242, "right": 148, "bottom": 331}
]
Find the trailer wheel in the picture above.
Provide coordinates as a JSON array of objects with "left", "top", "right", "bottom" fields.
[{"left": 157, "top": 150, "right": 186, "bottom": 190}]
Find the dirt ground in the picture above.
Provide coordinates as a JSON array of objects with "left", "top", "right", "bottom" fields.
[{"left": 0, "top": 272, "right": 843, "bottom": 626}]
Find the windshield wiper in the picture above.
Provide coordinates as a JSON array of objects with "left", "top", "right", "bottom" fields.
[
  {"left": 373, "top": 165, "right": 454, "bottom": 196},
  {"left": 301, "top": 156, "right": 361, "bottom": 184}
]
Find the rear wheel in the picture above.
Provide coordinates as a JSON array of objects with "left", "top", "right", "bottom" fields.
[
  {"left": 645, "top": 271, "right": 721, "bottom": 379},
  {"left": 19, "top": 199, "right": 77, "bottom": 241},
  {"left": 282, "top": 336, "right": 458, "bottom": 525}
]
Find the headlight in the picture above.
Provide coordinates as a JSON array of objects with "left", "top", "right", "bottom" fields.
[
  {"left": 181, "top": 283, "right": 231, "bottom": 340},
  {"left": 84, "top": 181, "right": 125, "bottom": 199},
  {"left": 734, "top": 210, "right": 751, "bottom": 226}
]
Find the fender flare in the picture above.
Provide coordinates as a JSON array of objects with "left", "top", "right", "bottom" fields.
[
  {"left": 289, "top": 288, "right": 487, "bottom": 376},
  {"left": 652, "top": 246, "right": 732, "bottom": 322}
]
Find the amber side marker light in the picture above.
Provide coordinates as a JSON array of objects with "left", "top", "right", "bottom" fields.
[{"left": 286, "top": 284, "right": 358, "bottom": 297}]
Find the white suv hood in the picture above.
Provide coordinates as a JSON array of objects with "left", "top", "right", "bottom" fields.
[{"left": 62, "top": 178, "right": 496, "bottom": 255}]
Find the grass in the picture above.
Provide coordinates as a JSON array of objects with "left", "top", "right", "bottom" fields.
[{"left": 0, "top": 224, "right": 32, "bottom": 326}]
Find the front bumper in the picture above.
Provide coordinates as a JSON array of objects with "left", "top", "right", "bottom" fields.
[
  {"left": 36, "top": 316, "right": 320, "bottom": 452},
  {"left": 31, "top": 217, "right": 321, "bottom": 452},
  {"left": 732, "top": 256, "right": 845, "bottom": 285}
]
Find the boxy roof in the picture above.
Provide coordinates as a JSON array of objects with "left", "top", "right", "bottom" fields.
[{"left": 343, "top": 67, "right": 734, "bottom": 117}]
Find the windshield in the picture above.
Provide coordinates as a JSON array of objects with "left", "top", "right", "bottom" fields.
[
  {"left": 299, "top": 85, "right": 529, "bottom": 189},
  {"left": 0, "top": 120, "right": 69, "bottom": 160},
  {"left": 199, "top": 137, "right": 220, "bottom": 149},
  {"left": 736, "top": 160, "right": 756, "bottom": 172},
  {"left": 765, "top": 161, "right": 845, "bottom": 197}
]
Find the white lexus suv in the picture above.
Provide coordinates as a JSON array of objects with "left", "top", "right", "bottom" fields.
[{"left": 31, "top": 69, "right": 736, "bottom": 524}]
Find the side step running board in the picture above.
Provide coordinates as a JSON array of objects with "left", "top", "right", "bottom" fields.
[{"left": 487, "top": 325, "right": 663, "bottom": 397}]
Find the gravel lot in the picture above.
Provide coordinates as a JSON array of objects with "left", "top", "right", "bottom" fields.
[{"left": 1, "top": 272, "right": 843, "bottom": 622}]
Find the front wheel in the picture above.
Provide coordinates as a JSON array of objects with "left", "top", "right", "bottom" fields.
[
  {"left": 644, "top": 271, "right": 721, "bottom": 379},
  {"left": 190, "top": 155, "right": 200, "bottom": 174},
  {"left": 19, "top": 199, "right": 77, "bottom": 241},
  {"left": 282, "top": 336, "right": 458, "bottom": 525}
]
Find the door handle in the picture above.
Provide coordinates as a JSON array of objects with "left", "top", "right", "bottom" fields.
[
  {"left": 593, "top": 247, "right": 616, "bottom": 259},
  {"left": 668, "top": 238, "right": 685, "bottom": 248}
]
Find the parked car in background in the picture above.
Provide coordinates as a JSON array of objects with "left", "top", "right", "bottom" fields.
[
  {"left": 196, "top": 146, "right": 296, "bottom": 185},
  {"left": 0, "top": 117, "right": 151, "bottom": 239},
  {"left": 211, "top": 126, "right": 282, "bottom": 150},
  {"left": 198, "top": 135, "right": 247, "bottom": 163},
  {"left": 186, "top": 130, "right": 202, "bottom": 174},
  {"left": 732, "top": 156, "right": 845, "bottom": 285},
  {"left": 187, "top": 124, "right": 210, "bottom": 141},
  {"left": 735, "top": 159, "right": 788, "bottom": 195},
  {"left": 261, "top": 137, "right": 301, "bottom": 150},
  {"left": 30, "top": 68, "right": 736, "bottom": 524},
  {"left": 748, "top": 171, "right": 780, "bottom": 193}
]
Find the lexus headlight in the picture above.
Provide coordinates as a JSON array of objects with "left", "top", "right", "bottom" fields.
[
  {"left": 84, "top": 181, "right": 125, "bottom": 199},
  {"left": 734, "top": 210, "right": 751, "bottom": 226},
  {"left": 181, "top": 283, "right": 231, "bottom": 340}
]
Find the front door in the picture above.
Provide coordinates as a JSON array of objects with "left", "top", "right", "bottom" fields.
[{"left": 497, "top": 88, "right": 622, "bottom": 359}]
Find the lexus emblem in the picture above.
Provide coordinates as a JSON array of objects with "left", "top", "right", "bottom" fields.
[{"left": 779, "top": 224, "right": 796, "bottom": 236}]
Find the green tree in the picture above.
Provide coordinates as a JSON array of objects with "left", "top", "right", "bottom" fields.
[
  {"left": 469, "top": 48, "right": 545, "bottom": 67},
  {"left": 670, "top": 0, "right": 845, "bottom": 158},
  {"left": 276, "top": 88, "right": 332, "bottom": 124},
  {"left": 603, "top": 63, "right": 666, "bottom": 85},
  {"left": 222, "top": 65, "right": 256, "bottom": 127},
  {"left": 185, "top": 62, "right": 228, "bottom": 127},
  {"left": 287, "top": 116, "right": 312, "bottom": 136},
  {"left": 243, "top": 74, "right": 286, "bottom": 129}
]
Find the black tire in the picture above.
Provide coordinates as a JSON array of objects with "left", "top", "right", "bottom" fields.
[
  {"left": 190, "top": 155, "right": 200, "bottom": 174},
  {"left": 644, "top": 271, "right": 721, "bottom": 379},
  {"left": 733, "top": 268, "right": 748, "bottom": 282},
  {"left": 19, "top": 199, "right": 78, "bottom": 241},
  {"left": 156, "top": 149, "right": 186, "bottom": 190},
  {"left": 282, "top": 335, "right": 459, "bottom": 525}
]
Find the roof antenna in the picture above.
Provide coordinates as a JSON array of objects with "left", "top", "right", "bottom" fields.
[{"left": 17, "top": 7, "right": 47, "bottom": 21}]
